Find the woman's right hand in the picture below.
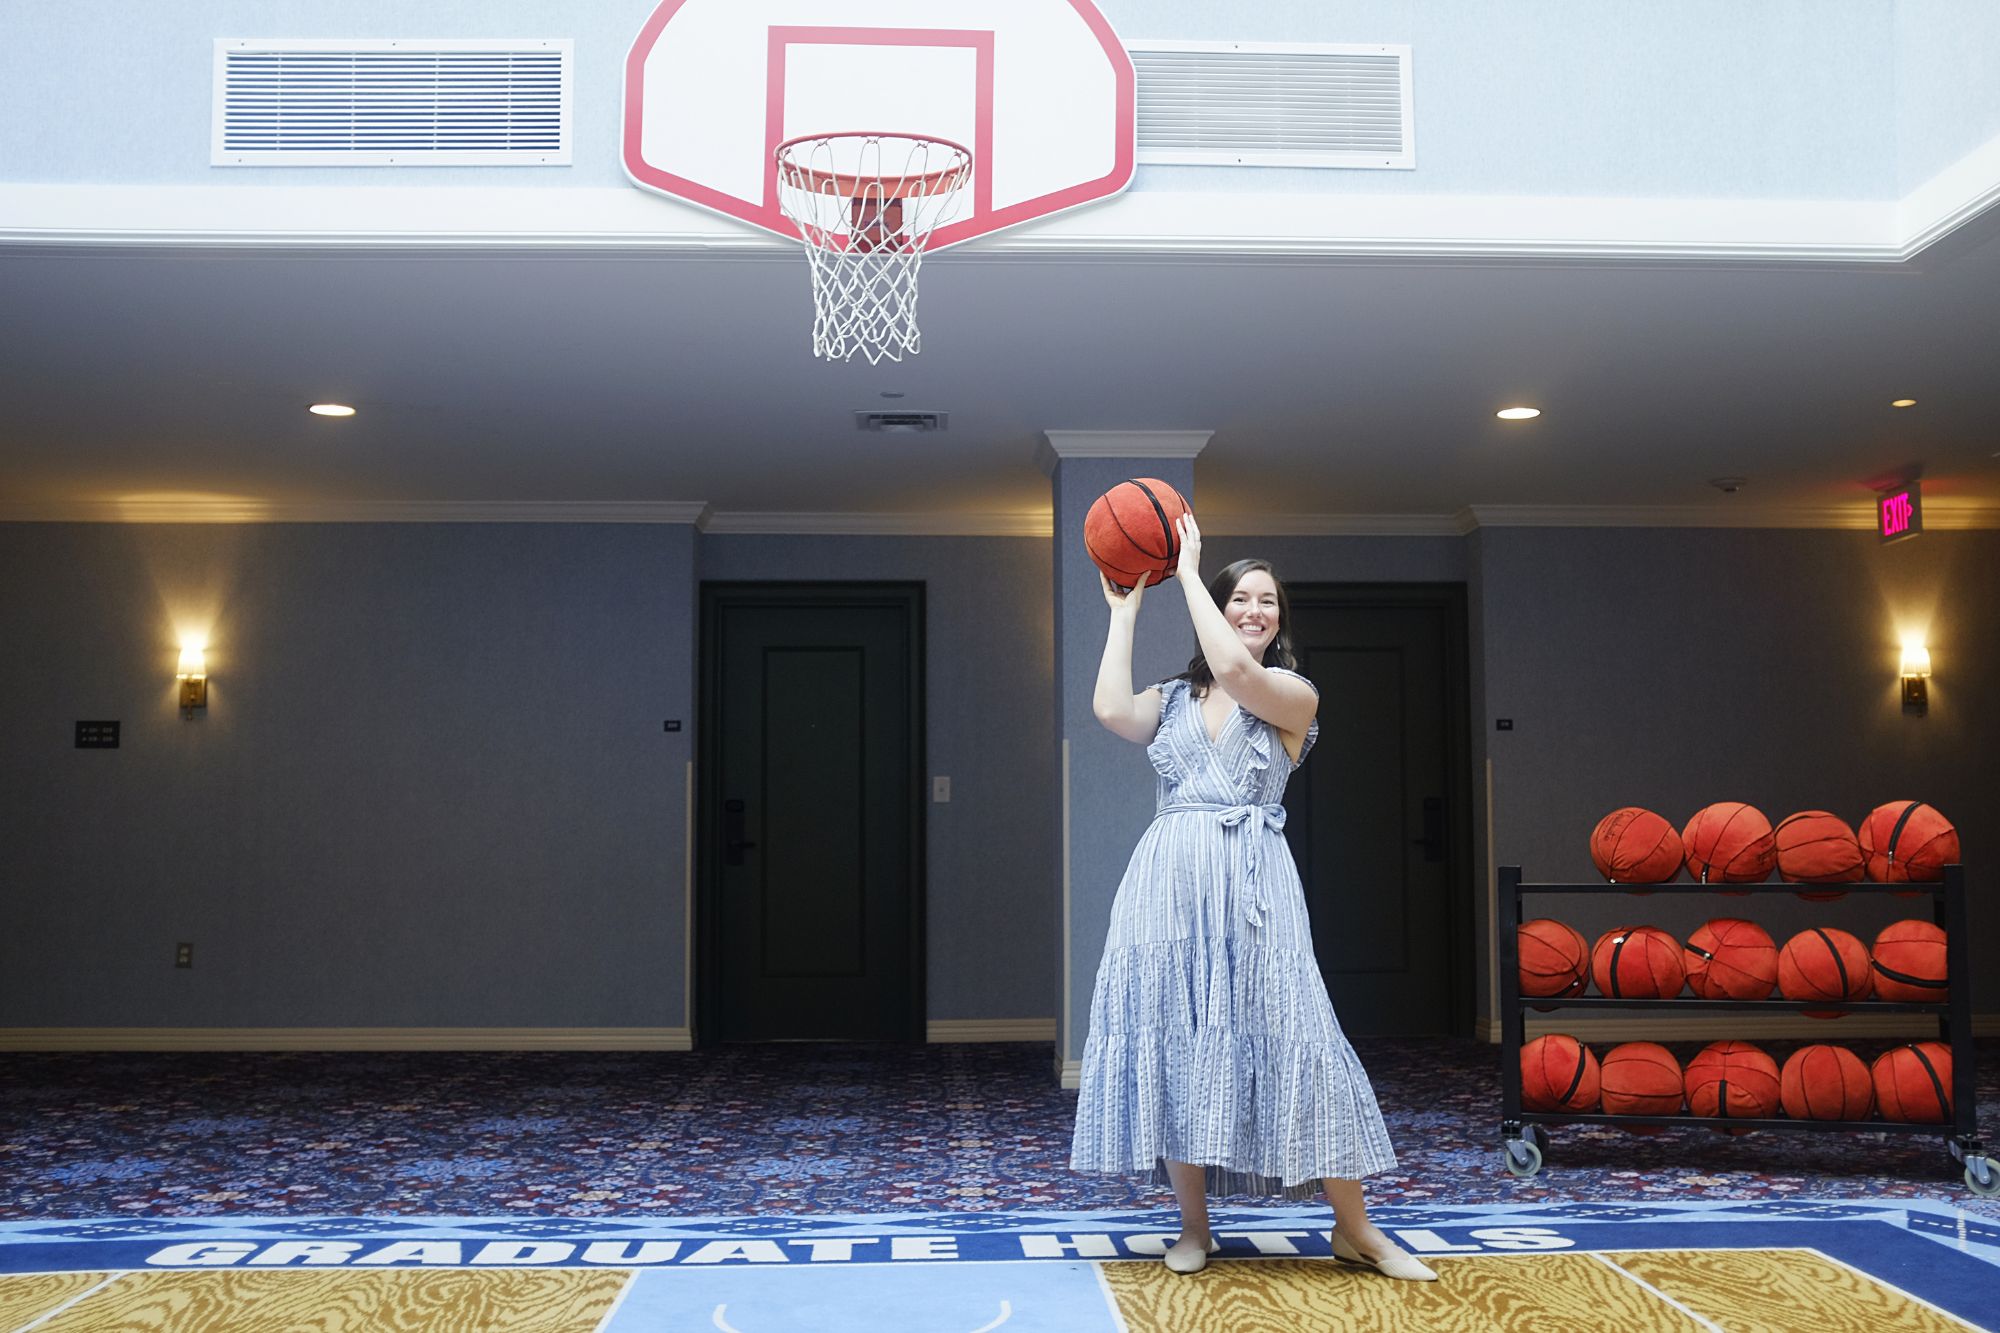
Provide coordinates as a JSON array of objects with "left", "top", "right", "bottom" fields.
[{"left": 1100, "top": 569, "right": 1149, "bottom": 615}]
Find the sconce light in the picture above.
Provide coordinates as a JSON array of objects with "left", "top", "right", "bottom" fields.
[
  {"left": 177, "top": 643, "right": 208, "bottom": 719},
  {"left": 1899, "top": 638, "right": 1931, "bottom": 715}
]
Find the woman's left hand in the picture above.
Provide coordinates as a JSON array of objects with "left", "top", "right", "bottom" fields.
[{"left": 1175, "top": 511, "right": 1203, "bottom": 584}]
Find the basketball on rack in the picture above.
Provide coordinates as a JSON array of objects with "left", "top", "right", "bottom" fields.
[
  {"left": 1858, "top": 800, "right": 1960, "bottom": 885},
  {"left": 1521, "top": 1034, "right": 1600, "bottom": 1113},
  {"left": 1084, "top": 479, "right": 1189, "bottom": 591},
  {"left": 1588, "top": 807, "right": 1683, "bottom": 886},
  {"left": 1773, "top": 809, "right": 1865, "bottom": 900},
  {"left": 1683, "top": 917, "right": 1778, "bottom": 1000},
  {"left": 1681, "top": 802, "right": 1777, "bottom": 885},
  {"left": 1600, "top": 1042, "right": 1684, "bottom": 1118},
  {"left": 1870, "top": 919, "right": 1949, "bottom": 1002},
  {"left": 1872, "top": 1042, "right": 1955, "bottom": 1123},
  {"left": 1685, "top": 1040, "right": 1780, "bottom": 1131},
  {"left": 1779, "top": 1044, "right": 1874, "bottom": 1121},
  {"left": 1518, "top": 918, "right": 1590, "bottom": 1005},
  {"left": 1591, "top": 925, "right": 1686, "bottom": 998},
  {"left": 1777, "top": 926, "right": 1873, "bottom": 1016}
]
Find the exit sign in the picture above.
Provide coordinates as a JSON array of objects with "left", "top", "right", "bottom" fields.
[{"left": 1878, "top": 482, "right": 1922, "bottom": 543}]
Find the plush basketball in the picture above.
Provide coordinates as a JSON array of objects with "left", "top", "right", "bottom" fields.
[
  {"left": 1521, "top": 1034, "right": 1600, "bottom": 1113},
  {"left": 1519, "top": 918, "right": 1590, "bottom": 1003},
  {"left": 1779, "top": 1045, "right": 1873, "bottom": 1121},
  {"left": 1681, "top": 802, "right": 1776, "bottom": 884},
  {"left": 1870, "top": 919, "right": 1948, "bottom": 1003},
  {"left": 1685, "top": 1040, "right": 1780, "bottom": 1127},
  {"left": 1777, "top": 927, "right": 1872, "bottom": 1016},
  {"left": 1591, "top": 926, "right": 1685, "bottom": 999},
  {"left": 1083, "top": 478, "right": 1189, "bottom": 591},
  {"left": 1682, "top": 917, "right": 1777, "bottom": 1001},
  {"left": 1872, "top": 1042, "right": 1954, "bottom": 1123},
  {"left": 1600, "top": 1042, "right": 1684, "bottom": 1117},
  {"left": 1589, "top": 807, "right": 1683, "bottom": 885},
  {"left": 1858, "top": 801, "right": 1960, "bottom": 884},
  {"left": 1774, "top": 810, "right": 1864, "bottom": 901}
]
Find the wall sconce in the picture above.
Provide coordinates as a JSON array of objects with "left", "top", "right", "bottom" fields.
[
  {"left": 1899, "top": 639, "right": 1931, "bottom": 715},
  {"left": 177, "top": 644, "right": 208, "bottom": 719}
]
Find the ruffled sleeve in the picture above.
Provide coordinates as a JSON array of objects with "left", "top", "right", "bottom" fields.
[
  {"left": 1268, "top": 666, "right": 1319, "bottom": 768},
  {"left": 1145, "top": 679, "right": 1183, "bottom": 778}
]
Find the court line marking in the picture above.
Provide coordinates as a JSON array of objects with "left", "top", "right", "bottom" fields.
[
  {"left": 1589, "top": 1252, "right": 1724, "bottom": 1332},
  {"left": 588, "top": 1268, "right": 639, "bottom": 1333},
  {"left": 7, "top": 1270, "right": 129, "bottom": 1333},
  {"left": 1089, "top": 1261, "right": 1132, "bottom": 1333},
  {"left": 1800, "top": 1246, "right": 1988, "bottom": 1332}
]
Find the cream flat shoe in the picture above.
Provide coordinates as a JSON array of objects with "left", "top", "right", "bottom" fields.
[
  {"left": 1164, "top": 1236, "right": 1222, "bottom": 1274},
  {"left": 1330, "top": 1230, "right": 1438, "bottom": 1282}
]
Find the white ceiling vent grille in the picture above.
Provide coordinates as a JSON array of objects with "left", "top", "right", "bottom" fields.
[
  {"left": 1127, "top": 41, "right": 1413, "bottom": 170},
  {"left": 212, "top": 39, "right": 571, "bottom": 166}
]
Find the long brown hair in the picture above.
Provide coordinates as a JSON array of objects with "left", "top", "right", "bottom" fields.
[{"left": 1176, "top": 558, "right": 1297, "bottom": 694}]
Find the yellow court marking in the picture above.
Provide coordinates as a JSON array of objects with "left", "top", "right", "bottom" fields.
[
  {"left": 1611, "top": 1248, "right": 1981, "bottom": 1333},
  {"left": 14, "top": 1267, "right": 631, "bottom": 1333},
  {"left": 0, "top": 1271, "right": 118, "bottom": 1328},
  {"left": 1099, "top": 1254, "right": 1714, "bottom": 1332}
]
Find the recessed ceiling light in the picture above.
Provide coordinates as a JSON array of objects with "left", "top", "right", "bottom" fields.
[
  {"left": 1891, "top": 399, "right": 1917, "bottom": 408},
  {"left": 308, "top": 403, "right": 356, "bottom": 417},
  {"left": 1495, "top": 406, "right": 1540, "bottom": 421},
  {"left": 880, "top": 391, "right": 906, "bottom": 399}
]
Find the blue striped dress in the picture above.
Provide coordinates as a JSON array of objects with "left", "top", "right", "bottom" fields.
[{"left": 1069, "top": 669, "right": 1400, "bottom": 1199}]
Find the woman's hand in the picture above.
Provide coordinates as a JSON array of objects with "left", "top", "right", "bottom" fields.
[
  {"left": 1100, "top": 569, "right": 1149, "bottom": 615},
  {"left": 1175, "top": 511, "right": 1203, "bottom": 585}
]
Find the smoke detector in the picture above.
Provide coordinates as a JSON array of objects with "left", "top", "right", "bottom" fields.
[
  {"left": 855, "top": 411, "right": 948, "bottom": 433},
  {"left": 1708, "top": 476, "right": 1748, "bottom": 494}
]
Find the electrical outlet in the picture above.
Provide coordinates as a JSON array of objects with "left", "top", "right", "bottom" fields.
[
  {"left": 932, "top": 776, "right": 951, "bottom": 803},
  {"left": 175, "top": 942, "right": 193, "bottom": 968}
]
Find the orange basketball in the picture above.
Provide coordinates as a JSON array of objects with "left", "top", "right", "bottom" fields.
[
  {"left": 1591, "top": 926, "right": 1685, "bottom": 999},
  {"left": 1681, "top": 802, "right": 1776, "bottom": 884},
  {"left": 1600, "top": 1042, "right": 1684, "bottom": 1117},
  {"left": 1518, "top": 918, "right": 1589, "bottom": 1002},
  {"left": 1872, "top": 1042, "right": 1954, "bottom": 1123},
  {"left": 1774, "top": 810, "right": 1864, "bottom": 901},
  {"left": 1683, "top": 917, "right": 1777, "bottom": 1000},
  {"left": 1870, "top": 920, "right": 1948, "bottom": 1003},
  {"left": 1858, "top": 801, "right": 1960, "bottom": 883},
  {"left": 1589, "top": 807, "right": 1683, "bottom": 885},
  {"left": 1685, "top": 1040, "right": 1780, "bottom": 1127},
  {"left": 1777, "top": 927, "right": 1872, "bottom": 1017},
  {"left": 1521, "top": 1033, "right": 1600, "bottom": 1113},
  {"left": 1780, "top": 1044, "right": 1873, "bottom": 1121},
  {"left": 1083, "top": 478, "right": 1189, "bottom": 591}
]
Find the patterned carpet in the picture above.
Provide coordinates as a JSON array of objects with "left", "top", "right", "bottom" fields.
[{"left": 3, "top": 1038, "right": 1994, "bottom": 1220}]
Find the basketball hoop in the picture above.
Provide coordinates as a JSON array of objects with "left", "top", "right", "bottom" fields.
[{"left": 774, "top": 133, "right": 973, "bottom": 364}]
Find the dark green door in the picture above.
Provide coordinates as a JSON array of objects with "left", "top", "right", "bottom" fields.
[
  {"left": 700, "top": 584, "right": 924, "bottom": 1042},
  {"left": 1283, "top": 588, "right": 1472, "bottom": 1036}
]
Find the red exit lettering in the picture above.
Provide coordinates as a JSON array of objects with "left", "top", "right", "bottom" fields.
[{"left": 1881, "top": 491, "right": 1912, "bottom": 536}]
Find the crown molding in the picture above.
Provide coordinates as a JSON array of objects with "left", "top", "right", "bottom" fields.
[
  {"left": 1037, "top": 430, "right": 1212, "bottom": 475},
  {"left": 700, "top": 510, "right": 1053, "bottom": 536},
  {"left": 1202, "top": 513, "right": 1467, "bottom": 537},
  {"left": 1464, "top": 502, "right": 2000, "bottom": 530},
  {"left": 0, "top": 499, "right": 714, "bottom": 524}
]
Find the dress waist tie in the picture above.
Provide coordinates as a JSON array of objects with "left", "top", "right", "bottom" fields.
[{"left": 1157, "top": 802, "right": 1287, "bottom": 928}]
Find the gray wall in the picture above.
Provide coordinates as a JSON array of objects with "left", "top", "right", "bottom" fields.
[{"left": 3, "top": 521, "right": 1992, "bottom": 1039}]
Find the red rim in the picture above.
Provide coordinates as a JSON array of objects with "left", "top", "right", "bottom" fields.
[{"left": 775, "top": 132, "right": 974, "bottom": 201}]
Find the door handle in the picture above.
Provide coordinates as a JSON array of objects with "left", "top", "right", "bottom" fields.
[
  {"left": 1410, "top": 795, "right": 1445, "bottom": 862},
  {"left": 724, "top": 798, "right": 757, "bottom": 867}
]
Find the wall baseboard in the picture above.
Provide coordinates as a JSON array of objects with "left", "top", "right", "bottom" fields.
[
  {"left": 0, "top": 1027, "right": 694, "bottom": 1052},
  {"left": 927, "top": 1019, "right": 1057, "bottom": 1043},
  {"left": 1058, "top": 1058, "right": 1082, "bottom": 1090},
  {"left": 1475, "top": 1014, "right": 2000, "bottom": 1043}
]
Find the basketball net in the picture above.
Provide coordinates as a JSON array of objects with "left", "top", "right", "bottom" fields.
[{"left": 774, "top": 133, "right": 973, "bottom": 365}]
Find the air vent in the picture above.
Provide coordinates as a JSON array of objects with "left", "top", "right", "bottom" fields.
[
  {"left": 855, "top": 412, "right": 949, "bottom": 433},
  {"left": 212, "top": 39, "right": 571, "bottom": 166},
  {"left": 1128, "top": 41, "right": 1412, "bottom": 169}
]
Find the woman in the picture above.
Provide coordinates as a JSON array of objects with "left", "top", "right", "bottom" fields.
[{"left": 1069, "top": 512, "right": 1433, "bottom": 1281}]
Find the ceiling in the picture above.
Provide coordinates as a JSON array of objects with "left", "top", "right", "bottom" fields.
[{"left": 4, "top": 208, "right": 1999, "bottom": 530}]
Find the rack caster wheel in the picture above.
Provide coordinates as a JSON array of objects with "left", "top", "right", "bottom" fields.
[
  {"left": 1524, "top": 1123, "right": 1549, "bottom": 1154},
  {"left": 1503, "top": 1137, "right": 1542, "bottom": 1178},
  {"left": 1965, "top": 1155, "right": 1999, "bottom": 1198}
]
